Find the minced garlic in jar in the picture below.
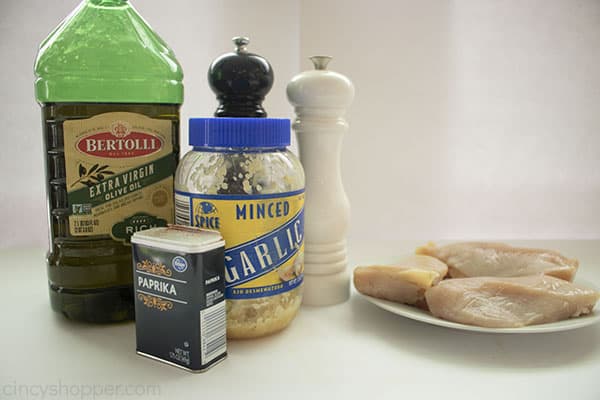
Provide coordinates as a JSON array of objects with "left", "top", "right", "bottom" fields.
[{"left": 175, "top": 118, "right": 305, "bottom": 339}]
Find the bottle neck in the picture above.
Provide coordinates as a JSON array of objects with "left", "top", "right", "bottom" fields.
[{"left": 88, "top": 0, "right": 128, "bottom": 6}]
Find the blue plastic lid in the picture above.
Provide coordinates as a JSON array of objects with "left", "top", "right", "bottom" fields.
[{"left": 189, "top": 118, "right": 290, "bottom": 148}]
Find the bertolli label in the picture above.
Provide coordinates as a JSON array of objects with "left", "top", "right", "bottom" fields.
[
  {"left": 76, "top": 120, "right": 163, "bottom": 158},
  {"left": 64, "top": 112, "right": 176, "bottom": 242}
]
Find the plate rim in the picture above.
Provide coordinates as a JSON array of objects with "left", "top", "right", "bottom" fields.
[{"left": 357, "top": 277, "right": 600, "bottom": 334}]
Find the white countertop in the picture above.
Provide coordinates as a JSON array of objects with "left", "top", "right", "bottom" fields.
[{"left": 2, "top": 240, "right": 599, "bottom": 400}]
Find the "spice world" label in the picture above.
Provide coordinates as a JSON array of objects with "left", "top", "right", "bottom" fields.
[
  {"left": 64, "top": 112, "right": 176, "bottom": 242},
  {"left": 174, "top": 190, "right": 304, "bottom": 299}
]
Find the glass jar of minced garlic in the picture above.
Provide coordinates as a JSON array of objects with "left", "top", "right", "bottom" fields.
[{"left": 175, "top": 117, "right": 305, "bottom": 339}]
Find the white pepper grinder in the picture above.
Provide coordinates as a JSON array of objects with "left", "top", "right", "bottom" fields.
[{"left": 287, "top": 56, "right": 355, "bottom": 306}]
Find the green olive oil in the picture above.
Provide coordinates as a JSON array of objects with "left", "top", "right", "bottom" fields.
[{"left": 35, "top": 0, "right": 183, "bottom": 322}]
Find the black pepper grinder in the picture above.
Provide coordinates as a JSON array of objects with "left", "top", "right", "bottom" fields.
[{"left": 208, "top": 37, "right": 274, "bottom": 117}]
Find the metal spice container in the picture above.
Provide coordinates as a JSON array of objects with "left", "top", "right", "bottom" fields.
[{"left": 131, "top": 225, "right": 227, "bottom": 372}]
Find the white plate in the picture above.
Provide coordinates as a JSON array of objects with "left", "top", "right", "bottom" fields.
[{"left": 358, "top": 279, "right": 600, "bottom": 334}]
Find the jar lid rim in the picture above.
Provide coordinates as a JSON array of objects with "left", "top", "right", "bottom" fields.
[{"left": 189, "top": 118, "right": 290, "bottom": 148}]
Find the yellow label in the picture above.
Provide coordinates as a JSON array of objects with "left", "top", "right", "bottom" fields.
[
  {"left": 64, "top": 112, "right": 176, "bottom": 242},
  {"left": 175, "top": 190, "right": 304, "bottom": 299}
]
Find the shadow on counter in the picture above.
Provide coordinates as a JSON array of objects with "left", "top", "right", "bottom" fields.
[{"left": 348, "top": 292, "right": 600, "bottom": 369}]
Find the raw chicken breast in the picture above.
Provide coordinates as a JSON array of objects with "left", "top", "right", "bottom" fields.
[
  {"left": 425, "top": 275, "right": 599, "bottom": 328},
  {"left": 353, "top": 255, "right": 448, "bottom": 306},
  {"left": 416, "top": 242, "right": 578, "bottom": 281}
]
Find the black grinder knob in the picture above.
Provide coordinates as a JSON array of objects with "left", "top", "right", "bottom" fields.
[{"left": 208, "top": 37, "right": 274, "bottom": 117}]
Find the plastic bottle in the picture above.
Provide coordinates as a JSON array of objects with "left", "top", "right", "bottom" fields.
[{"left": 34, "top": 0, "right": 183, "bottom": 322}]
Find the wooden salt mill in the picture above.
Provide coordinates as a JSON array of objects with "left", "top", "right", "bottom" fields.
[{"left": 287, "top": 56, "right": 355, "bottom": 306}]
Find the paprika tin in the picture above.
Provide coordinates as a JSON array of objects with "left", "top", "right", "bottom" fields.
[{"left": 131, "top": 225, "right": 227, "bottom": 372}]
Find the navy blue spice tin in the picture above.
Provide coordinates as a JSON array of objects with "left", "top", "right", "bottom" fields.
[{"left": 131, "top": 225, "right": 227, "bottom": 372}]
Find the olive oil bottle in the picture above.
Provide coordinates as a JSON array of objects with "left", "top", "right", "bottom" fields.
[{"left": 34, "top": 0, "right": 183, "bottom": 322}]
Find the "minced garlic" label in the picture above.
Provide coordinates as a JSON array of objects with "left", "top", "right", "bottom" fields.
[
  {"left": 174, "top": 190, "right": 304, "bottom": 299},
  {"left": 64, "top": 112, "right": 176, "bottom": 242}
]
